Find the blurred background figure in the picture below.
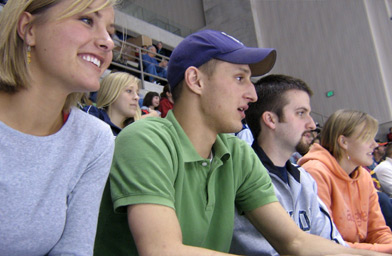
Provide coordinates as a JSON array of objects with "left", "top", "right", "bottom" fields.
[
  {"left": 368, "top": 140, "right": 387, "bottom": 170},
  {"left": 158, "top": 84, "right": 174, "bottom": 118},
  {"left": 375, "top": 144, "right": 392, "bottom": 197},
  {"left": 141, "top": 91, "right": 161, "bottom": 117},
  {"left": 142, "top": 45, "right": 168, "bottom": 83},
  {"left": 387, "top": 127, "right": 392, "bottom": 142}
]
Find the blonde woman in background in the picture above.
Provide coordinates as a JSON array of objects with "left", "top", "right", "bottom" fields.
[
  {"left": 299, "top": 109, "right": 392, "bottom": 253},
  {"left": 0, "top": 0, "right": 117, "bottom": 255},
  {"left": 84, "top": 72, "right": 140, "bottom": 136}
]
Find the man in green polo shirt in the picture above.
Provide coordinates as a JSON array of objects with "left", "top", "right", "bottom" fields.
[{"left": 94, "top": 30, "right": 386, "bottom": 256}]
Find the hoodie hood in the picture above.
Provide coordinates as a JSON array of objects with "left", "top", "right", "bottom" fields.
[{"left": 298, "top": 143, "right": 361, "bottom": 181}]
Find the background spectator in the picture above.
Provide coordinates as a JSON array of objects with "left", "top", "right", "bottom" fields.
[
  {"left": 142, "top": 45, "right": 167, "bottom": 83},
  {"left": 363, "top": 142, "right": 392, "bottom": 231},
  {"left": 387, "top": 127, "right": 392, "bottom": 142},
  {"left": 83, "top": 72, "right": 140, "bottom": 136},
  {"left": 141, "top": 91, "right": 161, "bottom": 116},
  {"left": 158, "top": 84, "right": 174, "bottom": 118},
  {"left": 375, "top": 144, "right": 392, "bottom": 197},
  {"left": 368, "top": 141, "right": 387, "bottom": 170},
  {"left": 155, "top": 41, "right": 170, "bottom": 60},
  {"left": 235, "top": 119, "right": 254, "bottom": 146}
]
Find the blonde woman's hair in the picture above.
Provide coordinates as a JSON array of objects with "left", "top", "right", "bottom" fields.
[
  {"left": 96, "top": 72, "right": 140, "bottom": 110},
  {"left": 0, "top": 0, "right": 118, "bottom": 110},
  {"left": 321, "top": 109, "right": 378, "bottom": 160}
]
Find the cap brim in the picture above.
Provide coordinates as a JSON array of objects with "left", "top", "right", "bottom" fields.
[{"left": 216, "top": 48, "right": 276, "bottom": 76}]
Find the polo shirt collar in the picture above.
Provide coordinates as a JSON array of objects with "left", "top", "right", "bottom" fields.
[{"left": 166, "top": 110, "right": 230, "bottom": 163}]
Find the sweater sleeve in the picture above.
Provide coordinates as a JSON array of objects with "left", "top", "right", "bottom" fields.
[{"left": 48, "top": 128, "right": 115, "bottom": 256}]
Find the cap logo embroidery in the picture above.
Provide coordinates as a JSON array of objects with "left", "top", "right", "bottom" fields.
[{"left": 221, "top": 32, "right": 244, "bottom": 46}]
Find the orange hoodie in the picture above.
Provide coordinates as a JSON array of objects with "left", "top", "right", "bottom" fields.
[{"left": 298, "top": 143, "right": 392, "bottom": 253}]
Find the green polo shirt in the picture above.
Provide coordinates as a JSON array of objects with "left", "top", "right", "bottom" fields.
[{"left": 93, "top": 111, "right": 277, "bottom": 255}]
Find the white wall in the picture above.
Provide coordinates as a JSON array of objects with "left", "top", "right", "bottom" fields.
[{"left": 252, "top": 0, "right": 392, "bottom": 128}]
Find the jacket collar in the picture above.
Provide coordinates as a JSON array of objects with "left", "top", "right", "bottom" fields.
[{"left": 252, "top": 141, "right": 301, "bottom": 183}]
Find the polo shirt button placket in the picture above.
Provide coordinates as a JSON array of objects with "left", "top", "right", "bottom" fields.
[{"left": 202, "top": 162, "right": 208, "bottom": 167}]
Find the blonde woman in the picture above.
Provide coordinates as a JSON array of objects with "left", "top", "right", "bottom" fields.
[
  {"left": 84, "top": 72, "right": 140, "bottom": 136},
  {"left": 0, "top": 0, "right": 117, "bottom": 255},
  {"left": 299, "top": 109, "right": 392, "bottom": 253}
]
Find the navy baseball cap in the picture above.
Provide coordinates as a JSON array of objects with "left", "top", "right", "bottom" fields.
[{"left": 167, "top": 29, "right": 277, "bottom": 91}]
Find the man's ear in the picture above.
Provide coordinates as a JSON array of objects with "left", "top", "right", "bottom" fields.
[
  {"left": 184, "top": 66, "right": 203, "bottom": 95},
  {"left": 17, "top": 12, "right": 35, "bottom": 46},
  {"left": 261, "top": 111, "right": 277, "bottom": 130},
  {"left": 337, "top": 135, "right": 348, "bottom": 150}
]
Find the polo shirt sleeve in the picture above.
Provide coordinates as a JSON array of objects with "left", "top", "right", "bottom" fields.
[
  {"left": 110, "top": 119, "right": 178, "bottom": 213},
  {"left": 233, "top": 140, "right": 278, "bottom": 213}
]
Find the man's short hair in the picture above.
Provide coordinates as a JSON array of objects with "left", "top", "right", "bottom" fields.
[
  {"left": 171, "top": 59, "right": 218, "bottom": 103},
  {"left": 246, "top": 74, "right": 313, "bottom": 139}
]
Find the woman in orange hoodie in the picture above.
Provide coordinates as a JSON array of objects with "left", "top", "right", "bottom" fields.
[{"left": 299, "top": 109, "right": 392, "bottom": 253}]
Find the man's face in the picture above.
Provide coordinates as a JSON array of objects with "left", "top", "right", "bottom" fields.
[
  {"left": 295, "top": 131, "right": 314, "bottom": 156},
  {"left": 148, "top": 46, "right": 157, "bottom": 57},
  {"left": 199, "top": 60, "right": 257, "bottom": 134},
  {"left": 376, "top": 145, "right": 386, "bottom": 156},
  {"left": 274, "top": 90, "right": 316, "bottom": 153}
]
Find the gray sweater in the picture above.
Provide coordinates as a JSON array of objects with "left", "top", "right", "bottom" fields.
[
  {"left": 0, "top": 108, "right": 114, "bottom": 256},
  {"left": 230, "top": 144, "right": 346, "bottom": 256}
]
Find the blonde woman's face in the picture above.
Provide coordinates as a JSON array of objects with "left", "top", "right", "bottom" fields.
[
  {"left": 27, "top": 0, "right": 115, "bottom": 93},
  {"left": 111, "top": 83, "right": 140, "bottom": 119},
  {"left": 344, "top": 128, "right": 378, "bottom": 167}
]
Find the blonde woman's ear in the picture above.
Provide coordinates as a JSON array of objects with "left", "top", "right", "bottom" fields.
[
  {"left": 17, "top": 12, "right": 35, "bottom": 46},
  {"left": 337, "top": 135, "right": 348, "bottom": 150}
]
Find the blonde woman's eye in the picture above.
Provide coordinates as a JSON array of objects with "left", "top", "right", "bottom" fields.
[{"left": 80, "top": 17, "right": 93, "bottom": 26}]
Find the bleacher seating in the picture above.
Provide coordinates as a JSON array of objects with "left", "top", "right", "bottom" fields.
[{"left": 109, "top": 37, "right": 168, "bottom": 94}]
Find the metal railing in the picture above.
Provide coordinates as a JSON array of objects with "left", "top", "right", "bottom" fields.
[{"left": 110, "top": 38, "right": 169, "bottom": 89}]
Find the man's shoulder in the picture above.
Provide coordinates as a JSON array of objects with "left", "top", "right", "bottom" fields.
[
  {"left": 217, "top": 133, "right": 255, "bottom": 153},
  {"left": 375, "top": 160, "right": 392, "bottom": 171}
]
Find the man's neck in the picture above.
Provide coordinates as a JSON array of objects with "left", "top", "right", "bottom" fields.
[
  {"left": 258, "top": 135, "right": 291, "bottom": 167},
  {"left": 172, "top": 106, "right": 216, "bottom": 159}
]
